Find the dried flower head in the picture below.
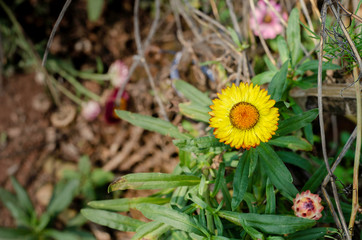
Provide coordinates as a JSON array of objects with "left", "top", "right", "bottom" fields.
[
  {"left": 108, "top": 60, "right": 129, "bottom": 88},
  {"left": 292, "top": 190, "right": 324, "bottom": 220},
  {"left": 209, "top": 83, "right": 279, "bottom": 149},
  {"left": 82, "top": 101, "right": 101, "bottom": 121},
  {"left": 250, "top": 0, "right": 288, "bottom": 39}
]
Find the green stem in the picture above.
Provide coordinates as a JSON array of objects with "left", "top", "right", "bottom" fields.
[
  {"left": 77, "top": 71, "right": 111, "bottom": 81},
  {"left": 57, "top": 69, "right": 100, "bottom": 101},
  {"left": 49, "top": 76, "right": 83, "bottom": 105}
]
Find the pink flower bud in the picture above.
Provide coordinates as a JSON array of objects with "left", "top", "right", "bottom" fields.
[
  {"left": 82, "top": 101, "right": 101, "bottom": 121},
  {"left": 108, "top": 60, "right": 129, "bottom": 88},
  {"left": 250, "top": 0, "right": 288, "bottom": 39},
  {"left": 292, "top": 190, "right": 324, "bottom": 220}
]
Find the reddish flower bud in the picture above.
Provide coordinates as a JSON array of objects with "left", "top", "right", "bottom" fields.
[
  {"left": 292, "top": 190, "right": 324, "bottom": 220},
  {"left": 104, "top": 88, "right": 129, "bottom": 123}
]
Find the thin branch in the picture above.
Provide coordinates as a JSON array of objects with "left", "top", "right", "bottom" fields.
[
  {"left": 319, "top": 2, "right": 351, "bottom": 239},
  {"left": 133, "top": 0, "right": 169, "bottom": 121},
  {"left": 42, "top": 0, "right": 72, "bottom": 67}
]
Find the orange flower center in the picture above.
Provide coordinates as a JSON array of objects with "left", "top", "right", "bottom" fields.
[
  {"left": 263, "top": 13, "right": 272, "bottom": 23},
  {"left": 229, "top": 102, "right": 259, "bottom": 130}
]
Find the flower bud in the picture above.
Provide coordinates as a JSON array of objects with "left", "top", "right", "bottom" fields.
[
  {"left": 82, "top": 101, "right": 101, "bottom": 121},
  {"left": 108, "top": 60, "right": 129, "bottom": 88},
  {"left": 292, "top": 190, "right": 324, "bottom": 220}
]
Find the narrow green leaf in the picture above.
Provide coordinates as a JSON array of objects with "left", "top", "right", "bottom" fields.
[
  {"left": 240, "top": 219, "right": 264, "bottom": 240},
  {"left": 252, "top": 71, "right": 277, "bottom": 85},
  {"left": 0, "top": 227, "right": 33, "bottom": 240},
  {"left": 211, "top": 162, "right": 226, "bottom": 197},
  {"left": 81, "top": 208, "right": 143, "bottom": 232},
  {"left": 302, "top": 162, "right": 328, "bottom": 192},
  {"left": 287, "top": 8, "right": 301, "bottom": 66},
  {"left": 174, "top": 80, "right": 212, "bottom": 106},
  {"left": 132, "top": 221, "right": 171, "bottom": 240},
  {"left": 46, "top": 179, "right": 79, "bottom": 217},
  {"left": 179, "top": 102, "right": 211, "bottom": 122},
  {"left": 171, "top": 186, "right": 188, "bottom": 208},
  {"left": 231, "top": 151, "right": 250, "bottom": 211},
  {"left": 286, "top": 227, "right": 339, "bottom": 240},
  {"left": 10, "top": 177, "right": 34, "bottom": 215},
  {"left": 108, "top": 173, "right": 200, "bottom": 192},
  {"left": 87, "top": 0, "right": 104, "bottom": 21},
  {"left": 295, "top": 60, "right": 340, "bottom": 75},
  {"left": 218, "top": 211, "right": 315, "bottom": 235},
  {"left": 78, "top": 155, "right": 91, "bottom": 175},
  {"left": 257, "top": 143, "right": 298, "bottom": 200},
  {"left": 268, "top": 136, "right": 312, "bottom": 151},
  {"left": 173, "top": 136, "right": 230, "bottom": 154},
  {"left": 135, "top": 203, "right": 208, "bottom": 237},
  {"left": 243, "top": 193, "right": 257, "bottom": 213},
  {"left": 43, "top": 229, "right": 95, "bottom": 240},
  {"left": 115, "top": 110, "right": 190, "bottom": 140},
  {"left": 265, "top": 179, "right": 275, "bottom": 214},
  {"left": 277, "top": 35, "right": 289, "bottom": 64},
  {"left": 0, "top": 188, "right": 30, "bottom": 227},
  {"left": 276, "top": 109, "right": 319, "bottom": 136},
  {"left": 267, "top": 237, "right": 285, "bottom": 240},
  {"left": 276, "top": 151, "right": 314, "bottom": 173},
  {"left": 268, "top": 60, "right": 289, "bottom": 102},
  {"left": 88, "top": 197, "right": 170, "bottom": 212}
]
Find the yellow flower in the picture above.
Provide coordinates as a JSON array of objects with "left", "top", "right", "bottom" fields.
[{"left": 209, "top": 83, "right": 279, "bottom": 149}]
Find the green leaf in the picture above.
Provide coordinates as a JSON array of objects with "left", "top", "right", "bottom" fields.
[
  {"left": 277, "top": 35, "right": 289, "bottom": 64},
  {"left": 108, "top": 173, "right": 200, "bottom": 192},
  {"left": 286, "top": 227, "right": 339, "bottom": 240},
  {"left": 90, "top": 169, "right": 114, "bottom": 187},
  {"left": 115, "top": 110, "right": 190, "bottom": 140},
  {"left": 135, "top": 203, "right": 208, "bottom": 237},
  {"left": 88, "top": 197, "right": 170, "bottom": 212},
  {"left": 87, "top": 0, "right": 104, "bottom": 21},
  {"left": 227, "top": 27, "right": 242, "bottom": 49},
  {"left": 265, "top": 179, "right": 275, "bottom": 214},
  {"left": 173, "top": 136, "right": 230, "bottom": 154},
  {"left": 231, "top": 151, "right": 250, "bottom": 211},
  {"left": 211, "top": 162, "right": 225, "bottom": 198},
  {"left": 43, "top": 229, "right": 95, "bottom": 240},
  {"left": 46, "top": 179, "right": 79, "bottom": 218},
  {"left": 295, "top": 60, "right": 340, "bottom": 75},
  {"left": 302, "top": 162, "right": 328, "bottom": 192},
  {"left": 268, "top": 136, "right": 312, "bottom": 151},
  {"left": 240, "top": 219, "right": 264, "bottom": 240},
  {"left": 78, "top": 155, "right": 91, "bottom": 175},
  {"left": 0, "top": 188, "right": 30, "bottom": 227},
  {"left": 252, "top": 71, "right": 278, "bottom": 85},
  {"left": 287, "top": 8, "right": 301, "bottom": 66},
  {"left": 276, "top": 109, "right": 319, "bottom": 136},
  {"left": 257, "top": 143, "right": 298, "bottom": 200},
  {"left": 276, "top": 151, "right": 314, "bottom": 173},
  {"left": 268, "top": 60, "right": 289, "bottom": 102},
  {"left": 171, "top": 186, "right": 189, "bottom": 208},
  {"left": 218, "top": 211, "right": 315, "bottom": 235},
  {"left": 81, "top": 208, "right": 143, "bottom": 232},
  {"left": 179, "top": 102, "right": 211, "bottom": 122},
  {"left": 10, "top": 177, "right": 34, "bottom": 215},
  {"left": 174, "top": 80, "right": 212, "bottom": 106},
  {"left": 132, "top": 221, "right": 171, "bottom": 240},
  {"left": 0, "top": 227, "right": 34, "bottom": 240}
]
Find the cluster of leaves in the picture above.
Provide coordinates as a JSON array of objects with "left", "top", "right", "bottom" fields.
[
  {"left": 79, "top": 7, "right": 348, "bottom": 240},
  {"left": 0, "top": 156, "right": 113, "bottom": 240}
]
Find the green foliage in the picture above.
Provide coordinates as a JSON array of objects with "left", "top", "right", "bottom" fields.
[
  {"left": 0, "top": 177, "right": 95, "bottom": 240},
  {"left": 82, "top": 76, "right": 335, "bottom": 239}
]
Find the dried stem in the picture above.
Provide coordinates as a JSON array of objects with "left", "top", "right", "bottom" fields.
[
  {"left": 328, "top": 1, "right": 362, "bottom": 234},
  {"left": 319, "top": 2, "right": 351, "bottom": 239},
  {"left": 42, "top": 0, "right": 72, "bottom": 67}
]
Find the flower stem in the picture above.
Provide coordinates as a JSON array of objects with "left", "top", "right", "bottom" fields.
[{"left": 202, "top": 168, "right": 215, "bottom": 234}]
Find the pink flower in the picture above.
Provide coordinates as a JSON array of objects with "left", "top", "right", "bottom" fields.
[
  {"left": 292, "top": 190, "right": 324, "bottom": 220},
  {"left": 250, "top": 0, "right": 288, "bottom": 39},
  {"left": 104, "top": 88, "right": 130, "bottom": 123},
  {"left": 82, "top": 101, "right": 101, "bottom": 121},
  {"left": 108, "top": 60, "right": 129, "bottom": 88}
]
